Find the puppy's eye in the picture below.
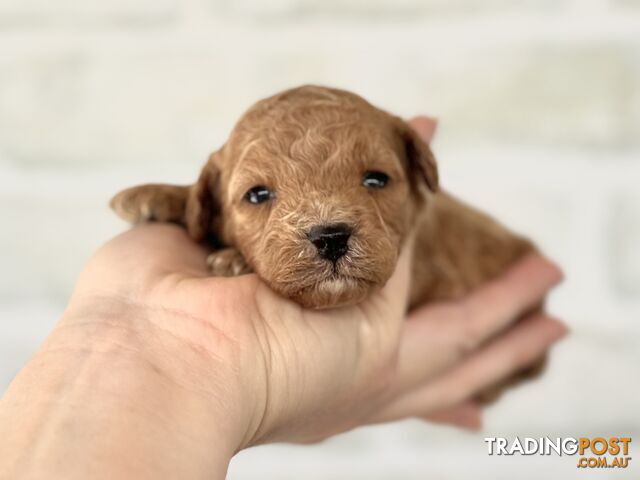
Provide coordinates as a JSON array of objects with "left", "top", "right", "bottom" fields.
[
  {"left": 244, "top": 185, "right": 273, "bottom": 204},
  {"left": 362, "top": 171, "right": 389, "bottom": 189}
]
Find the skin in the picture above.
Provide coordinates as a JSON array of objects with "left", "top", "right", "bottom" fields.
[{"left": 0, "top": 118, "right": 566, "bottom": 479}]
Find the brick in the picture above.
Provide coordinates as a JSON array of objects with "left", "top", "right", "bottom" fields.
[
  {"left": 0, "top": 49, "right": 233, "bottom": 169},
  {"left": 0, "top": 51, "right": 93, "bottom": 167},
  {"left": 212, "top": 0, "right": 559, "bottom": 18},
  {"left": 0, "top": 163, "right": 203, "bottom": 302},
  {"left": 0, "top": 0, "right": 177, "bottom": 25},
  {"left": 613, "top": 0, "right": 640, "bottom": 8},
  {"left": 398, "top": 46, "right": 640, "bottom": 151},
  {"left": 2, "top": 42, "right": 638, "bottom": 169},
  {"left": 610, "top": 192, "right": 640, "bottom": 297},
  {"left": 235, "top": 43, "right": 640, "bottom": 150},
  {"left": 0, "top": 191, "right": 121, "bottom": 303}
]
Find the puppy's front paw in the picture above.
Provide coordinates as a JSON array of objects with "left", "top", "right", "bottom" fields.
[
  {"left": 207, "top": 248, "right": 252, "bottom": 277},
  {"left": 110, "top": 184, "right": 187, "bottom": 224}
]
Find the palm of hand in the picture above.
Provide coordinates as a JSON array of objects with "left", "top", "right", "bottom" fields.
[{"left": 69, "top": 224, "right": 413, "bottom": 445}]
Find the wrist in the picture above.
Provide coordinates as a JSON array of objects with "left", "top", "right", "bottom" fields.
[{"left": 0, "top": 298, "right": 251, "bottom": 479}]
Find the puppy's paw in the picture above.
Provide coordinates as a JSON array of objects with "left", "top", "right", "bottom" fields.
[
  {"left": 207, "top": 248, "right": 252, "bottom": 277},
  {"left": 110, "top": 184, "right": 188, "bottom": 224}
]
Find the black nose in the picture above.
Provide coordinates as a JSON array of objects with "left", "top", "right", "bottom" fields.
[{"left": 308, "top": 223, "right": 352, "bottom": 262}]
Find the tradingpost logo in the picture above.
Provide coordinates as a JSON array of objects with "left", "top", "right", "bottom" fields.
[{"left": 485, "top": 436, "right": 632, "bottom": 469}]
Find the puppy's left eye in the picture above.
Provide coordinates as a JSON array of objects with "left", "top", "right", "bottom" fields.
[
  {"left": 362, "top": 171, "right": 389, "bottom": 189},
  {"left": 244, "top": 185, "right": 273, "bottom": 204}
]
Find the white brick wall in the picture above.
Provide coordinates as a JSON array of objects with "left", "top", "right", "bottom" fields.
[
  {"left": 0, "top": 0, "right": 177, "bottom": 25},
  {"left": 1, "top": 1, "right": 639, "bottom": 478}
]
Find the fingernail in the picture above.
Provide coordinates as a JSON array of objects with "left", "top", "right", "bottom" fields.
[
  {"left": 546, "top": 317, "right": 569, "bottom": 342},
  {"left": 409, "top": 116, "right": 438, "bottom": 139},
  {"left": 465, "top": 411, "right": 483, "bottom": 431},
  {"left": 524, "top": 254, "right": 564, "bottom": 286},
  {"left": 554, "top": 322, "right": 569, "bottom": 340},
  {"left": 540, "top": 257, "right": 564, "bottom": 284}
]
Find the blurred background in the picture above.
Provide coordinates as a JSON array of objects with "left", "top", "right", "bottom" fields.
[{"left": 0, "top": 0, "right": 639, "bottom": 478}]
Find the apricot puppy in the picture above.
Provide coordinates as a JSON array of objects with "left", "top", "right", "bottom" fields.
[{"left": 111, "top": 85, "right": 542, "bottom": 401}]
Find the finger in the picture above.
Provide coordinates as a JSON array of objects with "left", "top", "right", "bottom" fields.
[
  {"left": 390, "top": 301, "right": 473, "bottom": 395},
  {"left": 368, "top": 230, "right": 417, "bottom": 322},
  {"left": 372, "top": 314, "right": 566, "bottom": 423},
  {"left": 406, "top": 253, "right": 562, "bottom": 355},
  {"left": 384, "top": 255, "right": 562, "bottom": 397},
  {"left": 460, "top": 254, "right": 563, "bottom": 347},
  {"left": 390, "top": 254, "right": 562, "bottom": 394},
  {"left": 409, "top": 116, "right": 438, "bottom": 143},
  {"left": 421, "top": 315, "right": 567, "bottom": 408},
  {"left": 421, "top": 400, "right": 482, "bottom": 431},
  {"left": 74, "top": 223, "right": 212, "bottom": 303}
]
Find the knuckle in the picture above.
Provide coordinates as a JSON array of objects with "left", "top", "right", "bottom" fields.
[
  {"left": 366, "top": 360, "right": 396, "bottom": 398},
  {"left": 453, "top": 305, "right": 480, "bottom": 357},
  {"left": 454, "top": 333, "right": 477, "bottom": 359}
]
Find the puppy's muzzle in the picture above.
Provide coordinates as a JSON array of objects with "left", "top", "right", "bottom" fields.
[{"left": 307, "top": 223, "right": 352, "bottom": 263}]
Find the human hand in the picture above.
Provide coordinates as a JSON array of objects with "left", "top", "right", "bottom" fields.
[
  {"left": 68, "top": 222, "right": 564, "bottom": 441},
  {"left": 0, "top": 117, "right": 566, "bottom": 479}
]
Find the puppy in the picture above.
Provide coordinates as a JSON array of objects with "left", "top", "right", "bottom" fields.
[{"left": 111, "top": 85, "right": 544, "bottom": 401}]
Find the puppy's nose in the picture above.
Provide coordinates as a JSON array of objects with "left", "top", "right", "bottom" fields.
[{"left": 308, "top": 223, "right": 352, "bottom": 262}]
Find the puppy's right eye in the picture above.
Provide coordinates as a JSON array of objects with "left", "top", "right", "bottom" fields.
[
  {"left": 244, "top": 185, "right": 273, "bottom": 205},
  {"left": 362, "top": 171, "right": 389, "bottom": 189}
]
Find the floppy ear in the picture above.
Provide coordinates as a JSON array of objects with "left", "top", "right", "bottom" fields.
[
  {"left": 185, "top": 157, "right": 221, "bottom": 242},
  {"left": 395, "top": 118, "right": 439, "bottom": 194}
]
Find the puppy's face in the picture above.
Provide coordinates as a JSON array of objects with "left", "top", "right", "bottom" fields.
[{"left": 189, "top": 87, "right": 438, "bottom": 308}]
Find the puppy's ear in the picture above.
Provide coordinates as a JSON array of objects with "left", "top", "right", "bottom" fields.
[
  {"left": 395, "top": 118, "right": 439, "bottom": 194},
  {"left": 185, "top": 156, "right": 221, "bottom": 242}
]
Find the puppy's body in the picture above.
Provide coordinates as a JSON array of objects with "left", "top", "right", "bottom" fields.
[
  {"left": 111, "top": 85, "right": 542, "bottom": 401},
  {"left": 410, "top": 192, "right": 533, "bottom": 308}
]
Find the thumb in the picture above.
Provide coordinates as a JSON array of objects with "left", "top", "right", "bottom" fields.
[
  {"left": 372, "top": 230, "right": 417, "bottom": 320},
  {"left": 409, "top": 116, "right": 438, "bottom": 143}
]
